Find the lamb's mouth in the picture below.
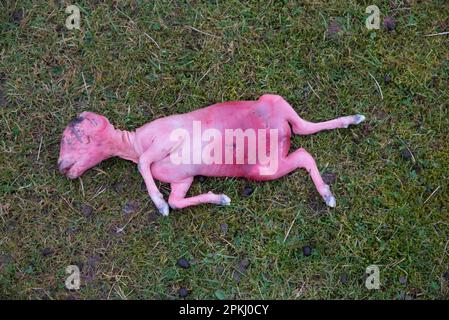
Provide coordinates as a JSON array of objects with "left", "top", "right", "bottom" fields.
[
  {"left": 66, "top": 170, "right": 80, "bottom": 179},
  {"left": 58, "top": 160, "right": 75, "bottom": 176}
]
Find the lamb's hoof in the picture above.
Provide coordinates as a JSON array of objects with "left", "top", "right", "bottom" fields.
[
  {"left": 158, "top": 203, "right": 170, "bottom": 216},
  {"left": 219, "top": 194, "right": 231, "bottom": 205},
  {"left": 354, "top": 114, "right": 366, "bottom": 124},
  {"left": 324, "top": 195, "right": 336, "bottom": 208}
]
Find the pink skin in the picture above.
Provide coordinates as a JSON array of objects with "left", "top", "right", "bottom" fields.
[{"left": 58, "top": 94, "right": 365, "bottom": 216}]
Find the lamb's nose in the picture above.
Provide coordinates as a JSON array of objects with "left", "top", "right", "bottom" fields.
[{"left": 58, "top": 159, "right": 74, "bottom": 174}]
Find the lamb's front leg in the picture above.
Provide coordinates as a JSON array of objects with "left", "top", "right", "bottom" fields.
[
  {"left": 168, "top": 177, "right": 231, "bottom": 209},
  {"left": 138, "top": 151, "right": 170, "bottom": 216}
]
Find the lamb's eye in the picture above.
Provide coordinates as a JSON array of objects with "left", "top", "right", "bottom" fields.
[{"left": 69, "top": 116, "right": 84, "bottom": 127}]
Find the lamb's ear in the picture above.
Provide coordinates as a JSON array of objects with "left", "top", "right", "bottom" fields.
[{"left": 79, "top": 112, "right": 109, "bottom": 131}]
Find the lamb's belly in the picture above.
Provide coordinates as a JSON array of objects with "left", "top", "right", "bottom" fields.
[
  {"left": 151, "top": 128, "right": 291, "bottom": 183},
  {"left": 150, "top": 105, "right": 291, "bottom": 182},
  {"left": 151, "top": 158, "right": 253, "bottom": 183}
]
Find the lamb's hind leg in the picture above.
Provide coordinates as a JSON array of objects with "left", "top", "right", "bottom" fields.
[
  {"left": 168, "top": 177, "right": 231, "bottom": 210},
  {"left": 270, "top": 95, "right": 365, "bottom": 135},
  {"left": 288, "top": 112, "right": 365, "bottom": 135},
  {"left": 270, "top": 148, "right": 336, "bottom": 207}
]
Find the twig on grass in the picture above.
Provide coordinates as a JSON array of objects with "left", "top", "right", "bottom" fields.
[
  {"left": 284, "top": 211, "right": 301, "bottom": 243},
  {"left": 186, "top": 25, "right": 218, "bottom": 38},
  {"left": 143, "top": 32, "right": 160, "bottom": 49},
  {"left": 37, "top": 136, "right": 43, "bottom": 160},
  {"left": 116, "top": 212, "right": 139, "bottom": 233},
  {"left": 307, "top": 81, "right": 320, "bottom": 100},
  {"left": 424, "top": 186, "right": 440, "bottom": 204},
  {"left": 79, "top": 176, "right": 85, "bottom": 199},
  {"left": 424, "top": 31, "right": 449, "bottom": 37},
  {"left": 81, "top": 72, "right": 90, "bottom": 101},
  {"left": 368, "top": 72, "right": 383, "bottom": 100}
]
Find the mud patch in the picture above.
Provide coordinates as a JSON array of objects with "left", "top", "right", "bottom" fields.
[
  {"left": 11, "top": 9, "right": 24, "bottom": 25},
  {"left": 242, "top": 185, "right": 254, "bottom": 197},
  {"left": 233, "top": 258, "right": 250, "bottom": 283},
  {"left": 123, "top": 200, "right": 139, "bottom": 215},
  {"left": 326, "top": 20, "right": 342, "bottom": 39},
  {"left": 80, "top": 203, "right": 94, "bottom": 218},
  {"left": 307, "top": 190, "right": 327, "bottom": 213},
  {"left": 147, "top": 211, "right": 159, "bottom": 223},
  {"left": 322, "top": 172, "right": 336, "bottom": 185},
  {"left": 220, "top": 223, "right": 228, "bottom": 235},
  {"left": 383, "top": 16, "right": 396, "bottom": 32}
]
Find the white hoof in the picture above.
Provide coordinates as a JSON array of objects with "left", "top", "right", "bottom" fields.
[
  {"left": 324, "top": 195, "right": 336, "bottom": 208},
  {"left": 219, "top": 194, "right": 231, "bottom": 205},
  {"left": 158, "top": 203, "right": 170, "bottom": 216},
  {"left": 354, "top": 114, "right": 366, "bottom": 124}
]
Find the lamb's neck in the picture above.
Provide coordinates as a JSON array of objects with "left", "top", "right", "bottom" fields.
[{"left": 108, "top": 128, "right": 139, "bottom": 163}]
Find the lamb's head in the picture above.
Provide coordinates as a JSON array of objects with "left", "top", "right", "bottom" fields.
[{"left": 58, "top": 111, "right": 113, "bottom": 179}]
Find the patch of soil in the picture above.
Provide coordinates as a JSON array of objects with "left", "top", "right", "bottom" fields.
[
  {"left": 177, "top": 258, "right": 190, "bottom": 269},
  {"left": 307, "top": 190, "right": 327, "bottom": 213},
  {"left": 326, "top": 20, "right": 342, "bottom": 38},
  {"left": 11, "top": 9, "right": 24, "bottom": 25},
  {"left": 242, "top": 185, "right": 254, "bottom": 197},
  {"left": 122, "top": 200, "right": 139, "bottom": 215},
  {"left": 220, "top": 223, "right": 228, "bottom": 234},
  {"left": 384, "top": 16, "right": 396, "bottom": 31},
  {"left": 147, "top": 211, "right": 159, "bottom": 223},
  {"left": 322, "top": 172, "right": 336, "bottom": 185},
  {"left": 80, "top": 204, "right": 93, "bottom": 218}
]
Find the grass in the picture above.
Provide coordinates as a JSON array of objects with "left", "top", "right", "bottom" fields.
[{"left": 0, "top": 0, "right": 448, "bottom": 299}]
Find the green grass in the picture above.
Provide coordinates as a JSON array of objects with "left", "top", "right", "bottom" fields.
[{"left": 1, "top": 0, "right": 448, "bottom": 299}]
